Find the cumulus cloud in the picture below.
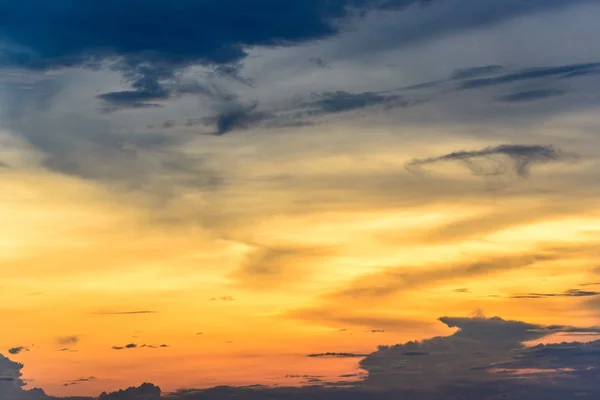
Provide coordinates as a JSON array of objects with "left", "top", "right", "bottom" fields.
[
  {"left": 405, "top": 144, "right": 576, "bottom": 178},
  {"left": 360, "top": 315, "right": 600, "bottom": 388},
  {"left": 0, "top": 354, "right": 47, "bottom": 399}
]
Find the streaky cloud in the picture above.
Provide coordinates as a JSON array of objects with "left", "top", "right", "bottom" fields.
[{"left": 405, "top": 144, "right": 577, "bottom": 178}]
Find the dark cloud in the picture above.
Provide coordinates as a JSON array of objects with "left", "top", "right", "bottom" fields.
[
  {"left": 62, "top": 376, "right": 96, "bottom": 387},
  {"left": 303, "top": 91, "right": 413, "bottom": 115},
  {"left": 405, "top": 144, "right": 577, "bottom": 178},
  {"left": 7, "top": 347, "right": 28, "bottom": 355},
  {"left": 307, "top": 352, "right": 368, "bottom": 358},
  {"left": 98, "top": 382, "right": 161, "bottom": 400},
  {"left": 205, "top": 101, "right": 273, "bottom": 135},
  {"left": 111, "top": 343, "right": 138, "bottom": 350},
  {"left": 0, "top": 0, "right": 404, "bottom": 113},
  {"left": 511, "top": 288, "right": 600, "bottom": 299},
  {"left": 365, "top": 329, "right": 385, "bottom": 333},
  {"left": 0, "top": 353, "right": 47, "bottom": 399},
  {"left": 140, "top": 344, "right": 169, "bottom": 349},
  {"left": 495, "top": 89, "right": 566, "bottom": 104},
  {"left": 459, "top": 62, "right": 600, "bottom": 89},
  {"left": 361, "top": 315, "right": 600, "bottom": 388}
]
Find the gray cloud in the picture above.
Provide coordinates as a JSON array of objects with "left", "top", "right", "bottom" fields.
[
  {"left": 7, "top": 347, "right": 28, "bottom": 356},
  {"left": 405, "top": 144, "right": 576, "bottom": 178},
  {"left": 361, "top": 315, "right": 600, "bottom": 388},
  {"left": 303, "top": 91, "right": 414, "bottom": 115},
  {"left": 460, "top": 62, "right": 600, "bottom": 89},
  {"left": 495, "top": 89, "right": 566, "bottom": 104},
  {"left": 204, "top": 101, "right": 272, "bottom": 135}
]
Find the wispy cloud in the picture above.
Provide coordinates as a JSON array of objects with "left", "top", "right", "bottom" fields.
[{"left": 405, "top": 144, "right": 577, "bottom": 178}]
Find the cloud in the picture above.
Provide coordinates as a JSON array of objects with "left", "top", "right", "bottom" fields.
[
  {"left": 204, "top": 101, "right": 272, "bottom": 135},
  {"left": 453, "top": 288, "right": 470, "bottom": 293},
  {"left": 95, "top": 311, "right": 158, "bottom": 315},
  {"left": 303, "top": 91, "right": 412, "bottom": 115},
  {"left": 511, "top": 288, "right": 600, "bottom": 299},
  {"left": 62, "top": 376, "right": 96, "bottom": 387},
  {"left": 112, "top": 343, "right": 168, "bottom": 350},
  {"left": 405, "top": 144, "right": 576, "bottom": 178},
  {"left": 98, "top": 382, "right": 161, "bottom": 400},
  {"left": 111, "top": 343, "right": 138, "bottom": 350},
  {"left": 232, "top": 245, "right": 333, "bottom": 288},
  {"left": 459, "top": 62, "right": 600, "bottom": 89},
  {"left": 495, "top": 89, "right": 566, "bottom": 104},
  {"left": 7, "top": 347, "right": 28, "bottom": 355},
  {"left": 307, "top": 352, "right": 368, "bottom": 358},
  {"left": 0, "top": 353, "right": 47, "bottom": 399},
  {"left": 56, "top": 336, "right": 79, "bottom": 346},
  {"left": 333, "top": 253, "right": 554, "bottom": 300},
  {"left": 360, "top": 315, "right": 600, "bottom": 388},
  {"left": 449, "top": 65, "right": 504, "bottom": 80}
]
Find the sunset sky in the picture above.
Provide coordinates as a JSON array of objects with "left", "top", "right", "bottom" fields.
[{"left": 2, "top": 1, "right": 600, "bottom": 399}]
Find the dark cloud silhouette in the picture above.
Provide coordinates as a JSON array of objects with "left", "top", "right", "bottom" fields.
[
  {"left": 511, "top": 288, "right": 600, "bottom": 299},
  {"left": 111, "top": 343, "right": 138, "bottom": 350},
  {"left": 405, "top": 144, "right": 576, "bottom": 178},
  {"left": 98, "top": 382, "right": 161, "bottom": 400},
  {"left": 307, "top": 352, "right": 368, "bottom": 358},
  {"left": 365, "top": 329, "right": 385, "bottom": 333},
  {"left": 7, "top": 347, "right": 28, "bottom": 355},
  {"left": 62, "top": 376, "right": 96, "bottom": 387},
  {"left": 495, "top": 89, "right": 566, "bottom": 104},
  {"left": 361, "top": 315, "right": 600, "bottom": 388},
  {"left": 0, "top": 353, "right": 47, "bottom": 399}
]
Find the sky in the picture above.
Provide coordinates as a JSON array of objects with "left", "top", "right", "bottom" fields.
[{"left": 1, "top": 1, "right": 600, "bottom": 399}]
